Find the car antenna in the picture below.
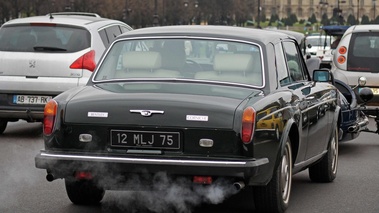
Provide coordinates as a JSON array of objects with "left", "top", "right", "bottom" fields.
[{"left": 48, "top": 0, "right": 54, "bottom": 19}]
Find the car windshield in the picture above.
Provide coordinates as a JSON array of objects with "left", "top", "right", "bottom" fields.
[
  {"left": 94, "top": 38, "right": 263, "bottom": 87},
  {"left": 348, "top": 32, "right": 379, "bottom": 72},
  {"left": 306, "top": 36, "right": 331, "bottom": 47},
  {"left": 0, "top": 25, "right": 90, "bottom": 52}
]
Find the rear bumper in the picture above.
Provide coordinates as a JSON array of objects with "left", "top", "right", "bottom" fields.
[
  {"left": 0, "top": 108, "right": 44, "bottom": 121},
  {"left": 35, "top": 150, "right": 269, "bottom": 180}
]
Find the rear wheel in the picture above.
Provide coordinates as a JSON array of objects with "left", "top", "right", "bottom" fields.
[
  {"left": 65, "top": 179, "right": 105, "bottom": 205},
  {"left": 0, "top": 120, "right": 7, "bottom": 134},
  {"left": 309, "top": 127, "right": 338, "bottom": 182},
  {"left": 253, "top": 138, "right": 292, "bottom": 213}
]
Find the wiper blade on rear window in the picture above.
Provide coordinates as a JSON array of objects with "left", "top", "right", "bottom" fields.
[{"left": 33, "top": 46, "right": 67, "bottom": 51}]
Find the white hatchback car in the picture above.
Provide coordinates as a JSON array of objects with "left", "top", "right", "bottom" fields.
[
  {"left": 331, "top": 25, "right": 379, "bottom": 105},
  {"left": 305, "top": 35, "right": 333, "bottom": 58},
  {"left": 0, "top": 12, "right": 132, "bottom": 134}
]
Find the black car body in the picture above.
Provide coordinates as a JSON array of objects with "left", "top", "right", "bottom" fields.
[{"left": 35, "top": 26, "right": 340, "bottom": 213}]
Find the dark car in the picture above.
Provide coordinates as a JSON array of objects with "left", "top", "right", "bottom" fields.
[{"left": 35, "top": 26, "right": 340, "bottom": 213}]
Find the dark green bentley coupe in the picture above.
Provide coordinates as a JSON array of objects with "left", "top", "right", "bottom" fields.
[{"left": 35, "top": 25, "right": 339, "bottom": 213}]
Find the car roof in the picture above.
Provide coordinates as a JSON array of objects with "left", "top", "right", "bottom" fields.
[
  {"left": 2, "top": 14, "right": 125, "bottom": 29},
  {"left": 346, "top": 24, "right": 379, "bottom": 33},
  {"left": 118, "top": 25, "right": 294, "bottom": 45},
  {"left": 269, "top": 29, "right": 305, "bottom": 44},
  {"left": 320, "top": 25, "right": 350, "bottom": 36}
]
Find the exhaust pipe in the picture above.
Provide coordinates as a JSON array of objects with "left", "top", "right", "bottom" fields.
[
  {"left": 46, "top": 173, "right": 55, "bottom": 182},
  {"left": 233, "top": 181, "right": 246, "bottom": 191},
  {"left": 348, "top": 116, "right": 369, "bottom": 133}
]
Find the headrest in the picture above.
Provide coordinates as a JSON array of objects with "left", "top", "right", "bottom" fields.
[
  {"left": 123, "top": 51, "right": 162, "bottom": 70},
  {"left": 287, "top": 60, "right": 299, "bottom": 72},
  {"left": 213, "top": 53, "right": 254, "bottom": 72}
]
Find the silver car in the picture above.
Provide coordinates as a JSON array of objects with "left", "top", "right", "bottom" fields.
[
  {"left": 0, "top": 12, "right": 132, "bottom": 134},
  {"left": 331, "top": 25, "right": 379, "bottom": 106}
]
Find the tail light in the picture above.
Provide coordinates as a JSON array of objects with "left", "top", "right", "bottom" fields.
[
  {"left": 338, "top": 46, "right": 347, "bottom": 54},
  {"left": 43, "top": 99, "right": 58, "bottom": 135},
  {"left": 337, "top": 55, "right": 346, "bottom": 64},
  {"left": 337, "top": 46, "right": 347, "bottom": 65},
  {"left": 70, "top": 50, "right": 96, "bottom": 71},
  {"left": 241, "top": 107, "right": 256, "bottom": 144}
]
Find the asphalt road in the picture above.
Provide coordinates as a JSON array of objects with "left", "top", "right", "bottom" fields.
[{"left": 1, "top": 120, "right": 379, "bottom": 213}]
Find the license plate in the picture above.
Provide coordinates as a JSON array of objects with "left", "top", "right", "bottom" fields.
[
  {"left": 110, "top": 130, "right": 180, "bottom": 150},
  {"left": 13, "top": 95, "right": 52, "bottom": 105}
]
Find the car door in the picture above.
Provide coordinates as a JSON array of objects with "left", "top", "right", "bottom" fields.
[{"left": 281, "top": 40, "right": 331, "bottom": 161}]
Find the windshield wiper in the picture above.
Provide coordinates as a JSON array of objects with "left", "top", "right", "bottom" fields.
[{"left": 33, "top": 46, "right": 67, "bottom": 51}]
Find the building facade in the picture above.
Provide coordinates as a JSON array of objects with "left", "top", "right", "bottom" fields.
[{"left": 261, "top": 0, "right": 377, "bottom": 21}]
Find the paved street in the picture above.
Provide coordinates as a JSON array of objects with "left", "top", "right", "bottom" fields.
[{"left": 1, "top": 120, "right": 379, "bottom": 213}]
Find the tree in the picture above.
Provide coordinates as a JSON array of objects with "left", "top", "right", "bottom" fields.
[
  {"left": 321, "top": 13, "right": 330, "bottom": 26},
  {"left": 373, "top": 16, "right": 379, "bottom": 24},
  {"left": 347, "top": 14, "right": 356, "bottom": 25},
  {"left": 308, "top": 13, "right": 317, "bottom": 24},
  {"left": 361, "top": 15, "right": 370, "bottom": 24},
  {"left": 269, "top": 13, "right": 279, "bottom": 25}
]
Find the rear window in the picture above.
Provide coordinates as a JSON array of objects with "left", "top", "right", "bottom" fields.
[
  {"left": 347, "top": 32, "right": 379, "bottom": 72},
  {"left": 0, "top": 25, "right": 91, "bottom": 52}
]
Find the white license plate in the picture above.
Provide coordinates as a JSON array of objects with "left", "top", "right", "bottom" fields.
[
  {"left": 13, "top": 95, "right": 52, "bottom": 105},
  {"left": 111, "top": 130, "right": 180, "bottom": 150}
]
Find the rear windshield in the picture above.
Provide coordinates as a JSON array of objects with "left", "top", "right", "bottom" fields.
[
  {"left": 347, "top": 32, "right": 379, "bottom": 72},
  {"left": 93, "top": 38, "right": 263, "bottom": 87},
  {"left": 0, "top": 25, "right": 91, "bottom": 52}
]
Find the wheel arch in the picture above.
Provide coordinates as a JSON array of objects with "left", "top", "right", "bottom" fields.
[{"left": 278, "top": 118, "right": 299, "bottom": 169}]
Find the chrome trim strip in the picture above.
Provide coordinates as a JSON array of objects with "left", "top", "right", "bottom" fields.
[
  {"left": 40, "top": 152, "right": 268, "bottom": 167},
  {"left": 301, "top": 98, "right": 337, "bottom": 113}
]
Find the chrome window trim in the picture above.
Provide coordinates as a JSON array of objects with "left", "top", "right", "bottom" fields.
[{"left": 91, "top": 36, "right": 266, "bottom": 90}]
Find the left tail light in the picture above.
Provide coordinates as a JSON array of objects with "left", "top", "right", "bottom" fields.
[
  {"left": 241, "top": 107, "right": 256, "bottom": 144},
  {"left": 70, "top": 50, "right": 96, "bottom": 71},
  {"left": 337, "top": 46, "right": 347, "bottom": 65},
  {"left": 43, "top": 99, "right": 58, "bottom": 135}
]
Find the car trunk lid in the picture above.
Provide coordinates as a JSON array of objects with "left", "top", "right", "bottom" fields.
[{"left": 63, "top": 82, "right": 260, "bottom": 129}]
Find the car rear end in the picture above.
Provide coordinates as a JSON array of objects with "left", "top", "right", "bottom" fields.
[
  {"left": 35, "top": 34, "right": 272, "bottom": 189},
  {"left": 332, "top": 25, "right": 379, "bottom": 105},
  {"left": 0, "top": 17, "right": 98, "bottom": 122}
]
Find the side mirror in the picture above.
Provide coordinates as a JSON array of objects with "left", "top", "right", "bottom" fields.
[{"left": 313, "top": 69, "right": 335, "bottom": 85}]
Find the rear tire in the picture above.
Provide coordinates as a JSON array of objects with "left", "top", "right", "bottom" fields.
[
  {"left": 253, "top": 138, "right": 292, "bottom": 213},
  {"left": 65, "top": 179, "right": 105, "bottom": 205},
  {"left": 309, "top": 127, "right": 338, "bottom": 182},
  {"left": 0, "top": 120, "right": 7, "bottom": 134}
]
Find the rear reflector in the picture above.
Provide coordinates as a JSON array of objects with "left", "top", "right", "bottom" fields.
[
  {"left": 193, "top": 176, "right": 213, "bottom": 184},
  {"left": 75, "top": 171, "right": 93, "bottom": 180},
  {"left": 70, "top": 50, "right": 96, "bottom": 71}
]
